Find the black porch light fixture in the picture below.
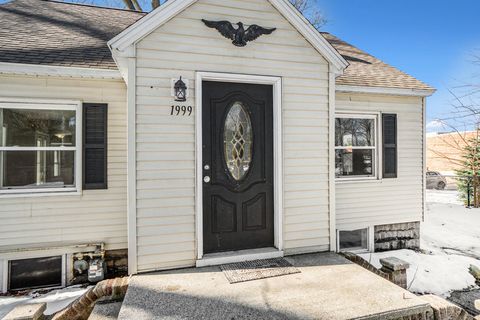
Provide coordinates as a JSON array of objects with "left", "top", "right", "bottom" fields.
[{"left": 174, "top": 76, "right": 187, "bottom": 102}]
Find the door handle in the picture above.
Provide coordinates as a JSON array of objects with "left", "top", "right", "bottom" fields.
[{"left": 203, "top": 176, "right": 211, "bottom": 183}]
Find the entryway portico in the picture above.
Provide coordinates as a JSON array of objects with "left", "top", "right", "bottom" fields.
[{"left": 109, "top": 0, "right": 348, "bottom": 274}]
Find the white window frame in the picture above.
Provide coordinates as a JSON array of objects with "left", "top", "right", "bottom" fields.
[
  {"left": 336, "top": 227, "right": 371, "bottom": 253},
  {"left": 2, "top": 254, "right": 66, "bottom": 292},
  {"left": 0, "top": 98, "right": 82, "bottom": 196},
  {"left": 335, "top": 112, "right": 380, "bottom": 181}
]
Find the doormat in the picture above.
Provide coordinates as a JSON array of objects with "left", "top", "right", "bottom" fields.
[{"left": 220, "top": 258, "right": 301, "bottom": 284}]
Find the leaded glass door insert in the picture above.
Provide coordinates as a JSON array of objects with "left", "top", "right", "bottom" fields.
[{"left": 224, "top": 102, "right": 253, "bottom": 181}]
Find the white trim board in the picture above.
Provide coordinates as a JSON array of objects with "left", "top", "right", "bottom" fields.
[
  {"left": 336, "top": 85, "right": 435, "bottom": 97},
  {"left": 0, "top": 62, "right": 122, "bottom": 79},
  {"left": 127, "top": 55, "right": 138, "bottom": 275},
  {"left": 328, "top": 70, "right": 336, "bottom": 251},
  {"left": 108, "top": 0, "right": 348, "bottom": 74},
  {"left": 195, "top": 72, "right": 283, "bottom": 262},
  {"left": 422, "top": 97, "right": 427, "bottom": 221}
]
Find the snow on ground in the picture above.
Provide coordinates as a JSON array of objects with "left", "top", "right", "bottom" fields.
[
  {"left": 1, "top": 189, "right": 478, "bottom": 316},
  {"left": 360, "top": 189, "right": 480, "bottom": 297},
  {"left": 0, "top": 285, "right": 90, "bottom": 319},
  {"left": 359, "top": 249, "right": 479, "bottom": 296},
  {"left": 425, "top": 189, "right": 463, "bottom": 205},
  {"left": 424, "top": 190, "right": 480, "bottom": 259}
]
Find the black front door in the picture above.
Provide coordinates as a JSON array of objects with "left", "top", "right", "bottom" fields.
[{"left": 202, "top": 81, "right": 274, "bottom": 254}]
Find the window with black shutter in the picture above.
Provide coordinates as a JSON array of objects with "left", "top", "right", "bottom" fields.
[
  {"left": 382, "top": 114, "right": 397, "bottom": 178},
  {"left": 83, "top": 103, "right": 107, "bottom": 189}
]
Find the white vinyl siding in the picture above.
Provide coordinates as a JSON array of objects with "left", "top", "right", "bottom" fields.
[
  {"left": 0, "top": 74, "right": 128, "bottom": 251},
  {"left": 134, "top": 0, "right": 331, "bottom": 272},
  {"left": 335, "top": 93, "right": 424, "bottom": 231}
]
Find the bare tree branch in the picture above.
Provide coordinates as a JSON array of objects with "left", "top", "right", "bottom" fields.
[
  {"left": 130, "top": 0, "right": 142, "bottom": 10},
  {"left": 122, "top": 0, "right": 136, "bottom": 10},
  {"left": 152, "top": 0, "right": 160, "bottom": 9},
  {"left": 432, "top": 53, "right": 480, "bottom": 206},
  {"left": 289, "top": 0, "right": 327, "bottom": 29}
]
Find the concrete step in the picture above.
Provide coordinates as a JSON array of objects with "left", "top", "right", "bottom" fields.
[
  {"left": 420, "top": 294, "right": 475, "bottom": 320},
  {"left": 2, "top": 303, "right": 46, "bottom": 320},
  {"left": 88, "top": 301, "right": 122, "bottom": 320},
  {"left": 117, "top": 252, "right": 434, "bottom": 320}
]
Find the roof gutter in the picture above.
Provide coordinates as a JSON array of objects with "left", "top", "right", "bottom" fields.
[
  {"left": 336, "top": 85, "right": 436, "bottom": 97},
  {"left": 0, "top": 62, "right": 122, "bottom": 80}
]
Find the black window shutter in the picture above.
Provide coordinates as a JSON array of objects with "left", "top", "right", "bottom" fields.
[
  {"left": 382, "top": 114, "right": 397, "bottom": 178},
  {"left": 83, "top": 103, "right": 107, "bottom": 189}
]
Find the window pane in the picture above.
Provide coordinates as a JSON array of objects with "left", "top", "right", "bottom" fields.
[
  {"left": 1, "top": 151, "right": 75, "bottom": 188},
  {"left": 224, "top": 101, "right": 253, "bottom": 181},
  {"left": 335, "top": 118, "right": 374, "bottom": 147},
  {"left": 335, "top": 149, "right": 374, "bottom": 177},
  {"left": 0, "top": 108, "right": 76, "bottom": 147},
  {"left": 9, "top": 256, "right": 62, "bottom": 291},
  {"left": 339, "top": 229, "right": 368, "bottom": 251}
]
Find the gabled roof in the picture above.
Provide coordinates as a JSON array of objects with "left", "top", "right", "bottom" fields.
[
  {"left": 0, "top": 0, "right": 434, "bottom": 93},
  {"left": 0, "top": 0, "right": 144, "bottom": 69},
  {"left": 107, "top": 0, "right": 349, "bottom": 74}
]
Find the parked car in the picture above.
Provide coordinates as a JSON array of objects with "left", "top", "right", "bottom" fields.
[{"left": 426, "top": 171, "right": 447, "bottom": 190}]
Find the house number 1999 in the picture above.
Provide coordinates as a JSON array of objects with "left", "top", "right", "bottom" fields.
[{"left": 171, "top": 105, "right": 193, "bottom": 116}]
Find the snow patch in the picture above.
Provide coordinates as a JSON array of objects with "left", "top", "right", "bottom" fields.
[
  {"left": 0, "top": 285, "right": 91, "bottom": 319},
  {"left": 360, "top": 190, "right": 480, "bottom": 297},
  {"left": 359, "top": 250, "right": 480, "bottom": 297},
  {"left": 426, "top": 189, "right": 463, "bottom": 205}
]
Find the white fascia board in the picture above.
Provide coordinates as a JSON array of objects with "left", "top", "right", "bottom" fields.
[
  {"left": 107, "top": 0, "right": 348, "bottom": 73},
  {"left": 0, "top": 62, "right": 122, "bottom": 80},
  {"left": 336, "top": 85, "right": 436, "bottom": 97}
]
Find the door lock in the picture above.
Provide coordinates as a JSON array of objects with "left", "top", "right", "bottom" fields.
[
  {"left": 204, "top": 164, "right": 210, "bottom": 170},
  {"left": 203, "top": 176, "right": 211, "bottom": 183}
]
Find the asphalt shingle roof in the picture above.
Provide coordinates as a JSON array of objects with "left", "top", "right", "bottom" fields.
[
  {"left": 322, "top": 32, "right": 434, "bottom": 91},
  {"left": 0, "top": 0, "right": 145, "bottom": 69},
  {"left": 0, "top": 0, "right": 434, "bottom": 91}
]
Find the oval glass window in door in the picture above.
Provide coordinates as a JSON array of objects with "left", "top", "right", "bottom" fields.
[{"left": 224, "top": 101, "right": 253, "bottom": 181}]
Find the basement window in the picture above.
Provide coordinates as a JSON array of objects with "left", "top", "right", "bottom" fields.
[
  {"left": 0, "top": 99, "right": 82, "bottom": 195},
  {"left": 8, "top": 256, "right": 64, "bottom": 291},
  {"left": 338, "top": 228, "right": 369, "bottom": 252}
]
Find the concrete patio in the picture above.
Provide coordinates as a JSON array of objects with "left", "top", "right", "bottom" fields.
[{"left": 117, "top": 252, "right": 432, "bottom": 319}]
